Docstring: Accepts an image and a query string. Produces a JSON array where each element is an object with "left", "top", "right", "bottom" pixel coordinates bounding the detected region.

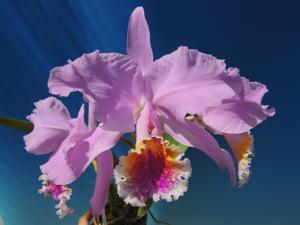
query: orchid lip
[
  {"left": 38, "top": 174, "right": 73, "bottom": 218},
  {"left": 114, "top": 137, "right": 192, "bottom": 207}
]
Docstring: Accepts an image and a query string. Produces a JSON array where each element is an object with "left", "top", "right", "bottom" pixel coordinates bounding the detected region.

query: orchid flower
[
  {"left": 201, "top": 77, "right": 275, "bottom": 186},
  {"left": 24, "top": 97, "right": 122, "bottom": 217},
  {"left": 24, "top": 6, "right": 274, "bottom": 218}
]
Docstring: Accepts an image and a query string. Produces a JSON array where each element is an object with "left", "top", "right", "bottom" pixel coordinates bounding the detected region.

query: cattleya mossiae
[{"left": 23, "top": 7, "right": 275, "bottom": 219}]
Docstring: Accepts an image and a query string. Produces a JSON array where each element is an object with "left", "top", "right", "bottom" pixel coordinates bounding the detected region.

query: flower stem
[
  {"left": 148, "top": 210, "right": 170, "bottom": 225},
  {"left": 0, "top": 116, "right": 33, "bottom": 133},
  {"left": 119, "top": 137, "right": 134, "bottom": 148},
  {"left": 106, "top": 216, "right": 123, "bottom": 225}
]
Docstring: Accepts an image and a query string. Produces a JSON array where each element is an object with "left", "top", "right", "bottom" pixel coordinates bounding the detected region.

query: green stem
[
  {"left": 119, "top": 137, "right": 134, "bottom": 148},
  {"left": 107, "top": 216, "right": 124, "bottom": 225},
  {"left": 108, "top": 183, "right": 118, "bottom": 215},
  {"left": 0, "top": 116, "right": 33, "bottom": 133},
  {"left": 148, "top": 210, "right": 170, "bottom": 225},
  {"left": 138, "top": 199, "right": 153, "bottom": 217}
]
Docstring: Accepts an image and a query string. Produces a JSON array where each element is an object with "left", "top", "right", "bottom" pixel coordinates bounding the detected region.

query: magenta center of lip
[
  {"left": 122, "top": 138, "right": 182, "bottom": 201},
  {"left": 48, "top": 183, "right": 64, "bottom": 200}
]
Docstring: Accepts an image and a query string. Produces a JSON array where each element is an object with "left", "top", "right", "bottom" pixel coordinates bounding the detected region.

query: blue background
[{"left": 0, "top": 0, "right": 298, "bottom": 224}]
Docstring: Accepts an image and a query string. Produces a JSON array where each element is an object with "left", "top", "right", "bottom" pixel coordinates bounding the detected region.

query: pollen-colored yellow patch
[
  {"left": 92, "top": 159, "right": 98, "bottom": 172},
  {"left": 125, "top": 137, "right": 181, "bottom": 174}
]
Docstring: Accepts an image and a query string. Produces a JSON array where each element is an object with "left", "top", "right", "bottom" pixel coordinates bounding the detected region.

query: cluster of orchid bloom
[{"left": 23, "top": 7, "right": 274, "bottom": 219}]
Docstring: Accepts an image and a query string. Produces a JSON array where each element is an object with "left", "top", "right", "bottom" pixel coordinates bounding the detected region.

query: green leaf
[
  {"left": 137, "top": 199, "right": 153, "bottom": 218},
  {"left": 0, "top": 116, "right": 33, "bottom": 133},
  {"left": 163, "top": 133, "right": 188, "bottom": 152}
]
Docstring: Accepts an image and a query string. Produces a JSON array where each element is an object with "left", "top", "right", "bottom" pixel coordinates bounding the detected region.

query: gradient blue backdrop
[{"left": 0, "top": 0, "right": 298, "bottom": 225}]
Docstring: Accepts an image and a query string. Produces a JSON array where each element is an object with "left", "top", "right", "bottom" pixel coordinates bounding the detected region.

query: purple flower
[
  {"left": 201, "top": 76, "right": 275, "bottom": 185},
  {"left": 38, "top": 174, "right": 73, "bottom": 218},
  {"left": 25, "top": 97, "right": 121, "bottom": 216},
  {"left": 24, "top": 7, "right": 275, "bottom": 217}
]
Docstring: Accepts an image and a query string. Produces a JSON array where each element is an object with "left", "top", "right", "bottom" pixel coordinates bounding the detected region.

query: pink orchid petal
[
  {"left": 127, "top": 7, "right": 153, "bottom": 73},
  {"left": 203, "top": 101, "right": 275, "bottom": 134},
  {"left": 220, "top": 148, "right": 237, "bottom": 185},
  {"left": 90, "top": 150, "right": 114, "bottom": 216},
  {"left": 240, "top": 78, "right": 269, "bottom": 103},
  {"left": 159, "top": 109, "right": 236, "bottom": 185},
  {"left": 40, "top": 140, "right": 78, "bottom": 185},
  {"left": 41, "top": 127, "right": 122, "bottom": 185},
  {"left": 24, "top": 97, "right": 71, "bottom": 155},
  {"left": 40, "top": 105, "right": 89, "bottom": 184},
  {"left": 68, "top": 104, "right": 87, "bottom": 137},
  {"left": 48, "top": 51, "right": 144, "bottom": 132},
  {"left": 147, "top": 47, "right": 241, "bottom": 120}
]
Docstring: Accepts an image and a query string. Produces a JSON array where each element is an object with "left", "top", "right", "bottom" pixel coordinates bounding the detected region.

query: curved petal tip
[{"left": 127, "top": 6, "right": 153, "bottom": 73}]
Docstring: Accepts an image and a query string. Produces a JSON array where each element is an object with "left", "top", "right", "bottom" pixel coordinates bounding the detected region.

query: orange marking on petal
[
  {"left": 225, "top": 133, "right": 254, "bottom": 186},
  {"left": 233, "top": 134, "right": 254, "bottom": 161}
]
